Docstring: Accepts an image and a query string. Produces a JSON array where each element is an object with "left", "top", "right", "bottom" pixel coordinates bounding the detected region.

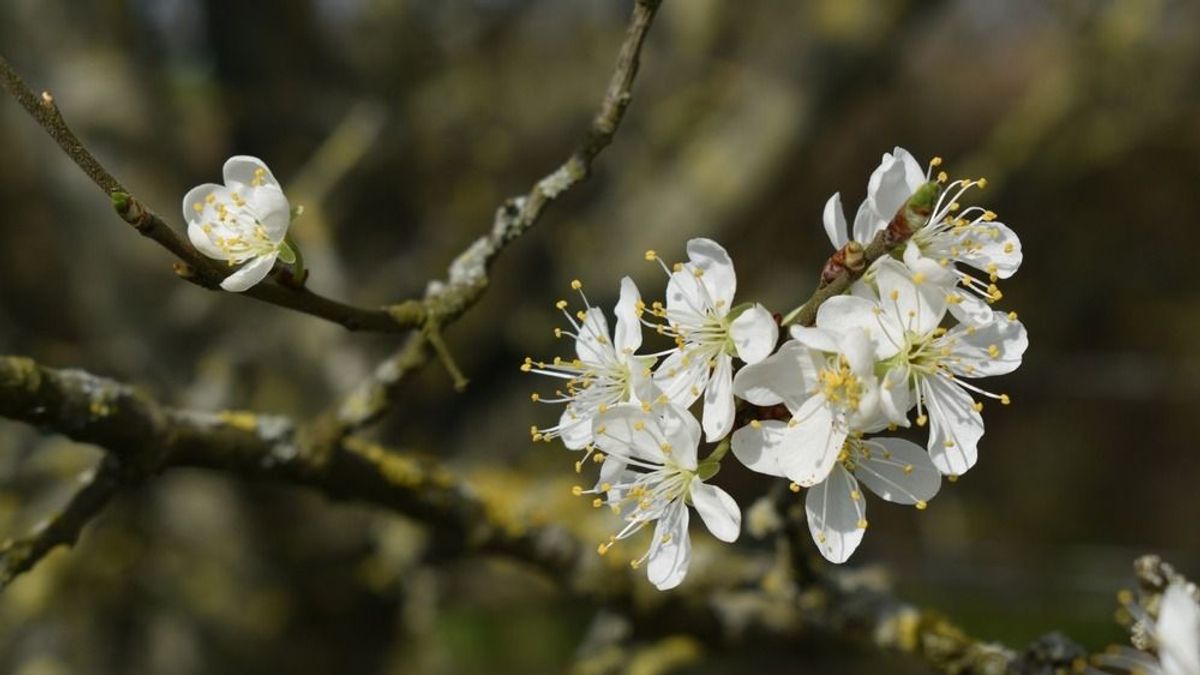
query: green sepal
[
  {"left": 277, "top": 240, "right": 298, "bottom": 265},
  {"left": 697, "top": 460, "right": 721, "bottom": 481}
]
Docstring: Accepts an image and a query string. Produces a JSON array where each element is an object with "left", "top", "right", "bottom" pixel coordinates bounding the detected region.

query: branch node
[{"left": 425, "top": 322, "right": 469, "bottom": 392}]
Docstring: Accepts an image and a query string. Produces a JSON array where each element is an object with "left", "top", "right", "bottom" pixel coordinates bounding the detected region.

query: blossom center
[{"left": 818, "top": 355, "right": 863, "bottom": 411}]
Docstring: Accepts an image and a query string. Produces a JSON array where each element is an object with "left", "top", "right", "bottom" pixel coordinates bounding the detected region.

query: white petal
[
  {"left": 851, "top": 197, "right": 882, "bottom": 246},
  {"left": 868, "top": 153, "right": 913, "bottom": 228},
  {"left": 923, "top": 375, "right": 984, "bottom": 475},
  {"left": 558, "top": 406, "right": 593, "bottom": 450},
  {"left": 875, "top": 258, "right": 946, "bottom": 337},
  {"left": 891, "top": 146, "right": 927, "bottom": 193},
  {"left": 187, "top": 220, "right": 227, "bottom": 260},
  {"left": 855, "top": 437, "right": 941, "bottom": 504},
  {"left": 247, "top": 184, "right": 291, "bottom": 242},
  {"left": 1157, "top": 583, "right": 1200, "bottom": 675},
  {"left": 690, "top": 477, "right": 740, "bottom": 543},
  {"left": 944, "top": 312, "right": 1028, "bottom": 378},
  {"left": 182, "top": 182, "right": 225, "bottom": 226},
  {"left": 781, "top": 397, "right": 844, "bottom": 487},
  {"left": 788, "top": 326, "right": 840, "bottom": 353},
  {"left": 878, "top": 367, "right": 914, "bottom": 426},
  {"left": 731, "top": 340, "right": 813, "bottom": 411},
  {"left": 613, "top": 276, "right": 643, "bottom": 354},
  {"left": 686, "top": 237, "right": 737, "bottom": 311},
  {"left": 805, "top": 465, "right": 866, "bottom": 564},
  {"left": 729, "top": 304, "right": 778, "bottom": 364},
  {"left": 657, "top": 402, "right": 702, "bottom": 470},
  {"left": 219, "top": 253, "right": 277, "bottom": 292},
  {"left": 823, "top": 192, "right": 849, "bottom": 249},
  {"left": 731, "top": 420, "right": 791, "bottom": 478},
  {"left": 595, "top": 455, "right": 626, "bottom": 492},
  {"left": 702, "top": 354, "right": 735, "bottom": 442},
  {"left": 816, "top": 295, "right": 902, "bottom": 361},
  {"left": 947, "top": 291, "right": 995, "bottom": 327},
  {"left": 626, "top": 355, "right": 660, "bottom": 405},
  {"left": 665, "top": 271, "right": 708, "bottom": 327},
  {"left": 574, "top": 307, "right": 613, "bottom": 365},
  {"left": 646, "top": 505, "right": 691, "bottom": 590},
  {"left": 835, "top": 327, "right": 876, "bottom": 379},
  {"left": 653, "top": 348, "right": 710, "bottom": 408},
  {"left": 593, "top": 405, "right": 668, "bottom": 464},
  {"left": 223, "top": 155, "right": 281, "bottom": 191},
  {"left": 954, "top": 221, "right": 1022, "bottom": 279}
]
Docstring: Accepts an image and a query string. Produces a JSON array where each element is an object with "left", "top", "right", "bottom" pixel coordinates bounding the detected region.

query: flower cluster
[{"left": 526, "top": 147, "right": 1027, "bottom": 589}]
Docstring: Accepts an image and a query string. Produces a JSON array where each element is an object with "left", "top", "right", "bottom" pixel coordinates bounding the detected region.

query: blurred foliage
[{"left": 1, "top": 0, "right": 1199, "bottom": 672}]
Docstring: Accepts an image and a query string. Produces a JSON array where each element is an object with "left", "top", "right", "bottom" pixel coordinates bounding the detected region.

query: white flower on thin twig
[{"left": 182, "top": 155, "right": 294, "bottom": 292}]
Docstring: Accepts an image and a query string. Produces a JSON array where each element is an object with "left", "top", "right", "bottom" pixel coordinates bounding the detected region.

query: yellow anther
[
  {"left": 641, "top": 401, "right": 652, "bottom": 412},
  {"left": 633, "top": 421, "right": 645, "bottom": 431},
  {"left": 903, "top": 464, "right": 914, "bottom": 475},
  {"left": 192, "top": 202, "right": 203, "bottom": 213},
  {"left": 1116, "top": 588, "right": 1134, "bottom": 604},
  {"left": 856, "top": 518, "right": 868, "bottom": 530},
  {"left": 205, "top": 193, "right": 216, "bottom": 204},
  {"left": 530, "top": 392, "right": 540, "bottom": 402},
  {"left": 972, "top": 401, "right": 984, "bottom": 412},
  {"left": 931, "top": 156, "right": 943, "bottom": 167},
  {"left": 789, "top": 482, "right": 801, "bottom": 493},
  {"left": 947, "top": 474, "right": 959, "bottom": 482},
  {"left": 1007, "top": 311, "right": 1018, "bottom": 321},
  {"left": 598, "top": 403, "right": 609, "bottom": 413},
  {"left": 595, "top": 425, "right": 607, "bottom": 435},
  {"left": 555, "top": 300, "right": 568, "bottom": 310},
  {"left": 977, "top": 177, "right": 988, "bottom": 189},
  {"left": 1000, "top": 394, "right": 1011, "bottom": 405},
  {"left": 672, "top": 262, "right": 684, "bottom": 273},
  {"left": 850, "top": 490, "right": 861, "bottom": 501},
  {"left": 574, "top": 461, "right": 582, "bottom": 473},
  {"left": 571, "top": 485, "right": 584, "bottom": 497},
  {"left": 937, "top": 171, "right": 948, "bottom": 183},
  {"left": 912, "top": 272, "right": 926, "bottom": 284},
  {"left": 987, "top": 344, "right": 1000, "bottom": 358},
  {"left": 915, "top": 500, "right": 928, "bottom": 510},
  {"left": 1003, "top": 242, "right": 1014, "bottom": 254},
  {"left": 983, "top": 210, "right": 997, "bottom": 221},
  {"left": 592, "top": 498, "right": 603, "bottom": 508},
  {"left": 816, "top": 532, "right": 827, "bottom": 544},
  {"left": 593, "top": 452, "right": 605, "bottom": 463},
  {"left": 693, "top": 268, "right": 704, "bottom": 278},
  {"left": 576, "top": 310, "right": 586, "bottom": 321},
  {"left": 597, "top": 542, "right": 611, "bottom": 556},
  {"left": 600, "top": 483, "right": 612, "bottom": 492},
  {"left": 644, "top": 249, "right": 657, "bottom": 261},
  {"left": 749, "top": 420, "right": 762, "bottom": 429},
  {"left": 570, "top": 279, "right": 582, "bottom": 290},
  {"left": 916, "top": 414, "right": 927, "bottom": 427}
]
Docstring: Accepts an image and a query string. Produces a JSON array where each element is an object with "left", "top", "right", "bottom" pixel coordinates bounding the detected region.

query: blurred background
[{"left": 1, "top": 0, "right": 1199, "bottom": 672}]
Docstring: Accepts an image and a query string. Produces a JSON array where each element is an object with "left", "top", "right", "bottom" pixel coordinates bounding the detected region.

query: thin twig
[
  {"left": 323, "top": 0, "right": 664, "bottom": 437},
  {"left": 0, "top": 454, "right": 127, "bottom": 589}
]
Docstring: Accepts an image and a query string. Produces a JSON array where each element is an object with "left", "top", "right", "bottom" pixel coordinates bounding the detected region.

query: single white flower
[
  {"left": 526, "top": 277, "right": 658, "bottom": 451},
  {"left": 582, "top": 402, "right": 740, "bottom": 591},
  {"left": 730, "top": 327, "right": 881, "bottom": 487},
  {"left": 182, "top": 155, "right": 294, "bottom": 292},
  {"left": 816, "top": 258, "right": 1028, "bottom": 475},
  {"left": 824, "top": 147, "right": 1022, "bottom": 324},
  {"left": 647, "top": 238, "right": 778, "bottom": 442},
  {"left": 805, "top": 435, "right": 941, "bottom": 563},
  {"left": 1099, "top": 582, "right": 1200, "bottom": 675}
]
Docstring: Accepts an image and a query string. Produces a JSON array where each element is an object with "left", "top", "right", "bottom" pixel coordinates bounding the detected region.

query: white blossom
[
  {"left": 647, "top": 238, "right": 778, "bottom": 442},
  {"left": 182, "top": 155, "right": 293, "bottom": 292},
  {"left": 526, "top": 277, "right": 657, "bottom": 451},
  {"left": 805, "top": 435, "right": 940, "bottom": 563},
  {"left": 816, "top": 258, "right": 1028, "bottom": 475},
  {"left": 584, "top": 403, "right": 740, "bottom": 590},
  {"left": 729, "top": 327, "right": 881, "bottom": 487},
  {"left": 1099, "top": 582, "right": 1200, "bottom": 675}
]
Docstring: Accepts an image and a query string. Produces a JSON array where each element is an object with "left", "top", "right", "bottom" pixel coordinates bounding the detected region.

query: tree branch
[{"left": 0, "top": 353, "right": 1085, "bottom": 673}]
